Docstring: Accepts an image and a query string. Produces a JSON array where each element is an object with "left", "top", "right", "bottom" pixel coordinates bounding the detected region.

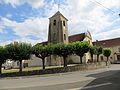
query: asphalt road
[{"left": 0, "top": 64, "right": 120, "bottom": 90}]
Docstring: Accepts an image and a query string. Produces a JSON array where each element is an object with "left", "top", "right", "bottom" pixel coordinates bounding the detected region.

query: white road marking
[{"left": 67, "top": 82, "right": 112, "bottom": 90}]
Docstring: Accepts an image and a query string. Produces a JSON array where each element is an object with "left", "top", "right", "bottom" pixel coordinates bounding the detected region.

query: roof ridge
[
  {"left": 94, "top": 37, "right": 120, "bottom": 42},
  {"left": 69, "top": 33, "right": 85, "bottom": 37}
]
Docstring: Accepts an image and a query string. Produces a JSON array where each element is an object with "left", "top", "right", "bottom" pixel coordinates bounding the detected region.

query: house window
[
  {"left": 64, "top": 34, "right": 66, "bottom": 40},
  {"left": 53, "top": 20, "right": 56, "bottom": 25},
  {"left": 63, "top": 21, "right": 65, "bottom": 26}
]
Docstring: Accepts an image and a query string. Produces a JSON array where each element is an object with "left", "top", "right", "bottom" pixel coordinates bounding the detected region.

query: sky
[{"left": 0, "top": 0, "right": 120, "bottom": 46}]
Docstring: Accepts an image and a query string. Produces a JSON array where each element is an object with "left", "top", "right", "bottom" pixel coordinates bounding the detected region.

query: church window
[
  {"left": 64, "top": 34, "right": 66, "bottom": 40},
  {"left": 53, "top": 20, "right": 56, "bottom": 25},
  {"left": 53, "top": 33, "right": 56, "bottom": 40},
  {"left": 63, "top": 21, "right": 65, "bottom": 26}
]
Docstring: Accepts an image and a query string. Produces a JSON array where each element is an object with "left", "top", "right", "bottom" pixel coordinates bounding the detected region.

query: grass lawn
[{"left": 2, "top": 66, "right": 63, "bottom": 73}]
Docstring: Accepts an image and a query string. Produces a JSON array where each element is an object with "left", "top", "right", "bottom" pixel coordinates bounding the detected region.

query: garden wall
[{"left": 0, "top": 62, "right": 110, "bottom": 78}]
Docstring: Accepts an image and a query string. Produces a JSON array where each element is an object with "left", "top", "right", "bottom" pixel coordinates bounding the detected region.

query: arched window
[
  {"left": 64, "top": 34, "right": 66, "bottom": 40},
  {"left": 63, "top": 21, "right": 65, "bottom": 26},
  {"left": 53, "top": 20, "right": 56, "bottom": 25}
]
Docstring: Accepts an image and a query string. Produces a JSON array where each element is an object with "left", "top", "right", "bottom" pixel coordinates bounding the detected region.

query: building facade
[
  {"left": 93, "top": 38, "right": 120, "bottom": 62},
  {"left": 23, "top": 11, "right": 93, "bottom": 67}
]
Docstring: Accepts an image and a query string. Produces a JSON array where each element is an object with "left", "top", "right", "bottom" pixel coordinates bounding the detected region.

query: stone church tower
[
  {"left": 47, "top": 11, "right": 69, "bottom": 66},
  {"left": 48, "top": 11, "right": 69, "bottom": 44}
]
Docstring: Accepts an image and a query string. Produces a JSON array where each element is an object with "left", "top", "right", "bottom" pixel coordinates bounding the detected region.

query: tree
[
  {"left": 0, "top": 46, "right": 8, "bottom": 74},
  {"left": 73, "top": 41, "right": 90, "bottom": 64},
  {"left": 6, "top": 42, "right": 32, "bottom": 72},
  {"left": 103, "top": 48, "right": 111, "bottom": 66},
  {"left": 32, "top": 44, "right": 53, "bottom": 69},
  {"left": 89, "top": 46, "right": 97, "bottom": 62},
  {"left": 53, "top": 43, "right": 73, "bottom": 67},
  {"left": 96, "top": 46, "right": 103, "bottom": 62}
]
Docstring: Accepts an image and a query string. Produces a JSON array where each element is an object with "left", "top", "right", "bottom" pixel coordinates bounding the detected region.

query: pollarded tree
[
  {"left": 96, "top": 46, "right": 103, "bottom": 62},
  {"left": 103, "top": 48, "right": 111, "bottom": 66},
  {"left": 6, "top": 42, "right": 32, "bottom": 72},
  {"left": 73, "top": 41, "right": 90, "bottom": 64},
  {"left": 0, "top": 46, "right": 8, "bottom": 74},
  {"left": 32, "top": 44, "right": 53, "bottom": 69},
  {"left": 89, "top": 46, "right": 97, "bottom": 62},
  {"left": 53, "top": 43, "right": 73, "bottom": 67}
]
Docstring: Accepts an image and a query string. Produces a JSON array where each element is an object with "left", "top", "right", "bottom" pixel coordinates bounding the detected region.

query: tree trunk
[
  {"left": 19, "top": 60, "right": 23, "bottom": 72},
  {"left": 106, "top": 57, "right": 109, "bottom": 66},
  {"left": 42, "top": 58, "right": 45, "bottom": 69},
  {"left": 80, "top": 56, "right": 83, "bottom": 64},
  {"left": 96, "top": 54, "right": 99, "bottom": 62},
  {"left": 63, "top": 56, "right": 67, "bottom": 67},
  {"left": 91, "top": 55, "right": 93, "bottom": 62},
  {"left": 0, "top": 63, "right": 2, "bottom": 74}
]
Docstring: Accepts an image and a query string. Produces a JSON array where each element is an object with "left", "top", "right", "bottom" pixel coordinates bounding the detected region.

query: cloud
[
  {"left": 0, "top": 17, "right": 48, "bottom": 45},
  {"left": 93, "top": 28, "right": 120, "bottom": 41},
  {"left": 0, "top": 0, "right": 44, "bottom": 8}
]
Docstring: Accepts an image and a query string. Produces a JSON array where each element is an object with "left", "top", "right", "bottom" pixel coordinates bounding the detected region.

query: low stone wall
[{"left": 0, "top": 62, "right": 109, "bottom": 78}]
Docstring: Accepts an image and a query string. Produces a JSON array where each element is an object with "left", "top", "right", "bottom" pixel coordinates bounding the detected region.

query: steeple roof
[{"left": 49, "top": 11, "right": 68, "bottom": 21}]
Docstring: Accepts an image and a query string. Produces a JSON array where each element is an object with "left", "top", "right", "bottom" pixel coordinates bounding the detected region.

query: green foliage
[
  {"left": 53, "top": 43, "right": 73, "bottom": 57},
  {"left": 33, "top": 44, "right": 53, "bottom": 59},
  {"left": 52, "top": 43, "right": 73, "bottom": 67},
  {"left": 89, "top": 46, "right": 97, "bottom": 56},
  {"left": 32, "top": 44, "right": 53, "bottom": 69},
  {"left": 103, "top": 48, "right": 111, "bottom": 58},
  {"left": 93, "top": 46, "right": 103, "bottom": 62},
  {"left": 89, "top": 46, "right": 97, "bottom": 62},
  {"left": 72, "top": 41, "right": 90, "bottom": 64},
  {"left": 6, "top": 42, "right": 32, "bottom": 72},
  {"left": 0, "top": 46, "right": 8, "bottom": 74},
  {"left": 6, "top": 42, "right": 32, "bottom": 60},
  {"left": 96, "top": 46, "right": 103, "bottom": 55},
  {"left": 103, "top": 48, "right": 111, "bottom": 66},
  {"left": 0, "top": 46, "right": 8, "bottom": 64},
  {"left": 73, "top": 41, "right": 90, "bottom": 57}
]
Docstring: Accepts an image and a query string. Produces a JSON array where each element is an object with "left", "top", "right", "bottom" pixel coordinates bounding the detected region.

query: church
[
  {"left": 5, "top": 11, "right": 120, "bottom": 68},
  {"left": 27, "top": 11, "right": 120, "bottom": 67},
  {"left": 28, "top": 11, "right": 93, "bottom": 67}
]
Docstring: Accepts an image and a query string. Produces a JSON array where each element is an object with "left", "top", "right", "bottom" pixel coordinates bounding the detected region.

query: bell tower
[
  {"left": 48, "top": 11, "right": 69, "bottom": 44},
  {"left": 47, "top": 11, "right": 69, "bottom": 66}
]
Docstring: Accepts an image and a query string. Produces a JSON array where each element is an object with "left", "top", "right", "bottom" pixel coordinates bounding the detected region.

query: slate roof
[{"left": 93, "top": 37, "right": 120, "bottom": 47}]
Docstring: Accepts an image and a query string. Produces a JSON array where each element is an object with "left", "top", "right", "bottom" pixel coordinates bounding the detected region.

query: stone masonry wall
[{"left": 0, "top": 62, "right": 109, "bottom": 78}]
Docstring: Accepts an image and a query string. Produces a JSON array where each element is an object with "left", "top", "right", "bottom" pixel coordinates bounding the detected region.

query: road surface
[{"left": 0, "top": 64, "right": 120, "bottom": 90}]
